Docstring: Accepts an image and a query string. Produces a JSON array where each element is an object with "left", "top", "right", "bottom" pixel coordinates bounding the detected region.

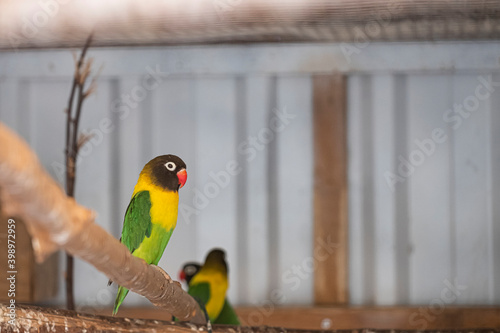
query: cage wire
[{"left": 0, "top": 0, "right": 499, "bottom": 49}]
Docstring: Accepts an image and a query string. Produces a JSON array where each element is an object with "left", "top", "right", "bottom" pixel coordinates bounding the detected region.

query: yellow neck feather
[{"left": 133, "top": 173, "right": 179, "bottom": 231}]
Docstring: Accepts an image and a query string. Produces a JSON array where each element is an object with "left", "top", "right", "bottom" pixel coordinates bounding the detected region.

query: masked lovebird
[
  {"left": 179, "top": 262, "right": 201, "bottom": 285},
  {"left": 185, "top": 249, "right": 240, "bottom": 325},
  {"left": 111, "top": 155, "right": 187, "bottom": 315}
]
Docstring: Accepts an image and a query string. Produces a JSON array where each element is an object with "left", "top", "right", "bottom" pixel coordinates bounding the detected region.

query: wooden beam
[
  {"left": 235, "top": 306, "right": 500, "bottom": 330},
  {"left": 312, "top": 75, "right": 348, "bottom": 305},
  {"left": 0, "top": 304, "right": 302, "bottom": 333},
  {"left": 2, "top": 44, "right": 500, "bottom": 77},
  {"left": 97, "top": 306, "right": 500, "bottom": 330}
]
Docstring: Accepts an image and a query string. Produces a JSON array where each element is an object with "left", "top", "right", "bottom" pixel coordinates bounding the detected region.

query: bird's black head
[
  {"left": 204, "top": 248, "right": 228, "bottom": 274},
  {"left": 145, "top": 155, "right": 187, "bottom": 192},
  {"left": 179, "top": 262, "right": 201, "bottom": 284}
]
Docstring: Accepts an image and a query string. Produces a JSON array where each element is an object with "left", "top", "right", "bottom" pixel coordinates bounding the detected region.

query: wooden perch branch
[
  {"left": 0, "top": 123, "right": 205, "bottom": 324},
  {"left": 1, "top": 304, "right": 313, "bottom": 333}
]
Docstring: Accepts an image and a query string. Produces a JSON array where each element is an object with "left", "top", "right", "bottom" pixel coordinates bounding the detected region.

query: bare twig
[
  {"left": 77, "top": 133, "right": 94, "bottom": 151},
  {"left": 64, "top": 33, "right": 94, "bottom": 311}
]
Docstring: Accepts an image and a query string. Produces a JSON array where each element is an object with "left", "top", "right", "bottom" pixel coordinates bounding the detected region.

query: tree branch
[
  {"left": 64, "top": 33, "right": 94, "bottom": 311},
  {"left": 65, "top": 35, "right": 92, "bottom": 190},
  {"left": 1, "top": 304, "right": 317, "bottom": 333},
  {"left": 0, "top": 122, "right": 206, "bottom": 324}
]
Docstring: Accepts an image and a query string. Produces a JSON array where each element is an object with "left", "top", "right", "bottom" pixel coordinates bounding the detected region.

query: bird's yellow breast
[
  {"left": 191, "top": 269, "right": 228, "bottom": 320},
  {"left": 132, "top": 173, "right": 179, "bottom": 231}
]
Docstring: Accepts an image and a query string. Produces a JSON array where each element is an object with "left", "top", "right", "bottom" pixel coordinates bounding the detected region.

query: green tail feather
[{"left": 113, "top": 286, "right": 130, "bottom": 315}]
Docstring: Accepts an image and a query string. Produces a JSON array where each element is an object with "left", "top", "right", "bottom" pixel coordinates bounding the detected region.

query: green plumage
[
  {"left": 113, "top": 223, "right": 174, "bottom": 314},
  {"left": 214, "top": 299, "right": 240, "bottom": 325},
  {"left": 188, "top": 283, "right": 240, "bottom": 325},
  {"left": 111, "top": 154, "right": 186, "bottom": 316},
  {"left": 188, "top": 282, "right": 211, "bottom": 306},
  {"left": 112, "top": 191, "right": 174, "bottom": 315},
  {"left": 122, "top": 191, "right": 152, "bottom": 253},
  {"left": 186, "top": 249, "right": 240, "bottom": 324}
]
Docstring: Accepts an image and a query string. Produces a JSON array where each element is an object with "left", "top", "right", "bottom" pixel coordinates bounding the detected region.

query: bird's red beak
[
  {"left": 179, "top": 270, "right": 186, "bottom": 282},
  {"left": 177, "top": 169, "right": 187, "bottom": 188}
]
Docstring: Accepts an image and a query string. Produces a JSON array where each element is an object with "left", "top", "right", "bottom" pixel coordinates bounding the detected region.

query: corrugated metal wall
[
  {"left": 0, "top": 66, "right": 313, "bottom": 308},
  {"left": 0, "top": 43, "right": 499, "bottom": 308},
  {"left": 348, "top": 73, "right": 500, "bottom": 305}
]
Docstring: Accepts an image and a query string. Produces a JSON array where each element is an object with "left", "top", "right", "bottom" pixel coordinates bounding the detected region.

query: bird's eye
[
  {"left": 186, "top": 266, "right": 197, "bottom": 275},
  {"left": 165, "top": 162, "right": 176, "bottom": 171}
]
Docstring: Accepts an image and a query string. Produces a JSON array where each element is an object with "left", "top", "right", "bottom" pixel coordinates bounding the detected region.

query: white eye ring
[
  {"left": 165, "top": 162, "right": 176, "bottom": 171},
  {"left": 185, "top": 266, "right": 197, "bottom": 275}
]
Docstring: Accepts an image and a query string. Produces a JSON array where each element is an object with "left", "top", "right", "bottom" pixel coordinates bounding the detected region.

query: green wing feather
[
  {"left": 188, "top": 282, "right": 211, "bottom": 306},
  {"left": 121, "top": 191, "right": 152, "bottom": 253},
  {"left": 214, "top": 299, "right": 240, "bottom": 325},
  {"left": 112, "top": 191, "right": 153, "bottom": 315}
]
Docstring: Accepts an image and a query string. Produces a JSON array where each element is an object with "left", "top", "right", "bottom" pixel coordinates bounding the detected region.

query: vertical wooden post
[{"left": 313, "top": 74, "right": 348, "bottom": 305}]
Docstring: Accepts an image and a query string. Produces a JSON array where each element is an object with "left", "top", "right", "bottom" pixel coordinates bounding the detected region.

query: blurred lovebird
[
  {"left": 110, "top": 155, "right": 187, "bottom": 315},
  {"left": 182, "top": 249, "right": 240, "bottom": 325},
  {"left": 179, "top": 262, "right": 201, "bottom": 285}
]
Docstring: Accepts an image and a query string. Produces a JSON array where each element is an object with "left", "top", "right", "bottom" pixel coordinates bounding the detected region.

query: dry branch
[
  {"left": 64, "top": 33, "right": 94, "bottom": 312},
  {"left": 0, "top": 123, "right": 205, "bottom": 324}
]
